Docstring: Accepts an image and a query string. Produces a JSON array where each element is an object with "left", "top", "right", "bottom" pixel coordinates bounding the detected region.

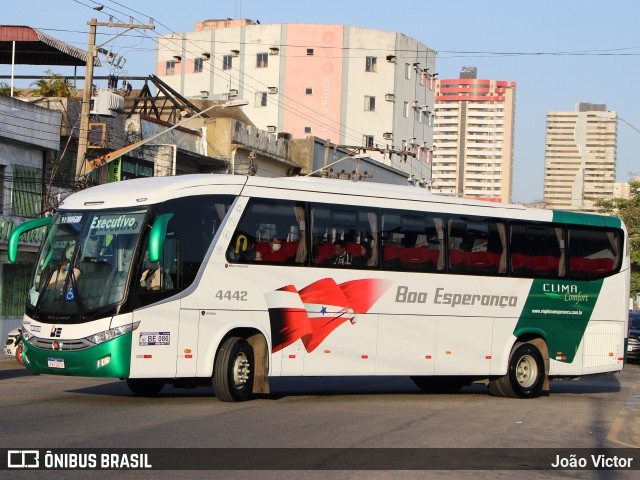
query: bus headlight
[{"left": 86, "top": 324, "right": 135, "bottom": 345}]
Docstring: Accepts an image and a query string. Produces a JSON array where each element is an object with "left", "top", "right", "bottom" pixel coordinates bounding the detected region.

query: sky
[{"left": 3, "top": 0, "right": 640, "bottom": 203}]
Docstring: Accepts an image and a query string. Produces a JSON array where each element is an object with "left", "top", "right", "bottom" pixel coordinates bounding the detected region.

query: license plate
[{"left": 47, "top": 358, "right": 65, "bottom": 369}]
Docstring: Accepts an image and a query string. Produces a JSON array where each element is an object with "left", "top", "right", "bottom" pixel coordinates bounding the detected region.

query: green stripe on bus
[
  {"left": 552, "top": 210, "right": 621, "bottom": 229},
  {"left": 514, "top": 279, "right": 604, "bottom": 363},
  {"left": 22, "top": 333, "right": 132, "bottom": 378}
]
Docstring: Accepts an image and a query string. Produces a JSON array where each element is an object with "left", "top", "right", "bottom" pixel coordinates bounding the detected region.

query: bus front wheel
[
  {"left": 213, "top": 337, "right": 254, "bottom": 402},
  {"left": 489, "top": 342, "right": 545, "bottom": 398}
]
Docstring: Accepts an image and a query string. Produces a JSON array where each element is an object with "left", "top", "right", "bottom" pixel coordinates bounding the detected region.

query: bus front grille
[{"left": 29, "top": 338, "right": 92, "bottom": 351}]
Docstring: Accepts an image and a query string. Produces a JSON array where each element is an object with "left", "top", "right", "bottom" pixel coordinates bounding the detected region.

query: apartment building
[
  {"left": 156, "top": 19, "right": 436, "bottom": 178},
  {"left": 431, "top": 67, "right": 516, "bottom": 203},
  {"left": 543, "top": 103, "right": 617, "bottom": 212}
]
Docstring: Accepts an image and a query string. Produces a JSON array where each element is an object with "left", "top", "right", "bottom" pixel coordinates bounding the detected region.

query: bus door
[
  {"left": 130, "top": 232, "right": 181, "bottom": 378},
  {"left": 130, "top": 303, "right": 180, "bottom": 378}
]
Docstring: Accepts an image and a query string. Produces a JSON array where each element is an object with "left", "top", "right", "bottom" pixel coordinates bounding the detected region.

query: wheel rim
[
  {"left": 232, "top": 352, "right": 251, "bottom": 388},
  {"left": 515, "top": 354, "right": 537, "bottom": 388}
]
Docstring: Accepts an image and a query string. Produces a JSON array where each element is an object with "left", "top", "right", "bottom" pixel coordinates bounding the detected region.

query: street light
[
  {"left": 85, "top": 99, "right": 249, "bottom": 173},
  {"left": 594, "top": 112, "right": 640, "bottom": 134},
  {"left": 305, "top": 152, "right": 370, "bottom": 177}
]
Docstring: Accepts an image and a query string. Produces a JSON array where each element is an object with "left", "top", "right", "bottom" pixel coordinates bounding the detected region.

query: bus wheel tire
[
  {"left": 489, "top": 342, "right": 545, "bottom": 398},
  {"left": 213, "top": 337, "right": 254, "bottom": 402},
  {"left": 126, "top": 379, "right": 164, "bottom": 396},
  {"left": 411, "top": 376, "right": 468, "bottom": 393},
  {"left": 15, "top": 343, "right": 25, "bottom": 366}
]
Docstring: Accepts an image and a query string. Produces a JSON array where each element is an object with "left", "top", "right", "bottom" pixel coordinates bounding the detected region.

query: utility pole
[{"left": 76, "top": 18, "right": 154, "bottom": 181}]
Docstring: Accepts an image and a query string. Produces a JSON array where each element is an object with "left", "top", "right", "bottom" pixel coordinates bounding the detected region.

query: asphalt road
[{"left": 1, "top": 356, "right": 638, "bottom": 479}]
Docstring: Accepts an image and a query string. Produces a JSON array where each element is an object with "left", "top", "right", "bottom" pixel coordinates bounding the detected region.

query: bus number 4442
[{"left": 215, "top": 290, "right": 248, "bottom": 301}]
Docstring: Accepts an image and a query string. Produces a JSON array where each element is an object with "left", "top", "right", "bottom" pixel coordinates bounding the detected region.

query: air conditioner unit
[
  {"left": 420, "top": 105, "right": 430, "bottom": 112},
  {"left": 231, "top": 49, "right": 240, "bottom": 57},
  {"left": 267, "top": 125, "right": 277, "bottom": 133},
  {"left": 412, "top": 62, "right": 420, "bottom": 70},
  {"left": 90, "top": 89, "right": 124, "bottom": 117},
  {"left": 269, "top": 47, "right": 280, "bottom": 55},
  {"left": 385, "top": 94, "right": 395, "bottom": 102},
  {"left": 268, "top": 86, "right": 278, "bottom": 94},
  {"left": 229, "top": 88, "right": 239, "bottom": 97},
  {"left": 201, "top": 52, "right": 211, "bottom": 60},
  {"left": 383, "top": 132, "right": 393, "bottom": 140},
  {"left": 410, "top": 101, "right": 418, "bottom": 108},
  {"left": 386, "top": 55, "right": 397, "bottom": 63}
]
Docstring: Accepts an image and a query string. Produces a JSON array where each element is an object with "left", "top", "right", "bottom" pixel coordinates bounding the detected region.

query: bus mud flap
[{"left": 248, "top": 333, "right": 270, "bottom": 394}]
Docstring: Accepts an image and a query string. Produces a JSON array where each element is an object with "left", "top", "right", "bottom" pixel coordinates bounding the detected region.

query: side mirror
[
  {"left": 148, "top": 213, "right": 174, "bottom": 263},
  {"left": 8, "top": 217, "right": 52, "bottom": 263}
]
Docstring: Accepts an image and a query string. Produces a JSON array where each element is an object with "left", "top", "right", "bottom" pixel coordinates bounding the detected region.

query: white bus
[{"left": 9, "top": 174, "right": 630, "bottom": 401}]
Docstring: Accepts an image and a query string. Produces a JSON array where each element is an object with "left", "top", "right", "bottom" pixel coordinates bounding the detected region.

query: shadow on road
[
  {"left": 0, "top": 366, "right": 32, "bottom": 380},
  {"left": 61, "top": 373, "right": 622, "bottom": 400}
]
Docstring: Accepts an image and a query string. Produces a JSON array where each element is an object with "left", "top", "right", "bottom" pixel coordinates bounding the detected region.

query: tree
[
  {"left": 0, "top": 82, "right": 21, "bottom": 97},
  {"left": 594, "top": 177, "right": 640, "bottom": 297},
  {"left": 30, "top": 69, "right": 72, "bottom": 97}
]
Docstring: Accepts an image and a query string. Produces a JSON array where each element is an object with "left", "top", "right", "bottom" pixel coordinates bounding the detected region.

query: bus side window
[
  {"left": 510, "top": 223, "right": 563, "bottom": 279},
  {"left": 381, "top": 210, "right": 443, "bottom": 272},
  {"left": 568, "top": 228, "right": 620, "bottom": 280},
  {"left": 229, "top": 199, "right": 307, "bottom": 265},
  {"left": 311, "top": 204, "right": 378, "bottom": 269}
]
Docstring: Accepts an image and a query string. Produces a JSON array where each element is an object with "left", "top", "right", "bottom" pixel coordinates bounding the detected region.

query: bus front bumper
[{"left": 22, "top": 333, "right": 132, "bottom": 378}]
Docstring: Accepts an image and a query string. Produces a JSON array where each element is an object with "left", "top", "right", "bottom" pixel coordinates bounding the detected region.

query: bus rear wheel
[
  {"left": 126, "top": 379, "right": 164, "bottom": 396},
  {"left": 411, "top": 376, "right": 469, "bottom": 393},
  {"left": 489, "top": 342, "right": 545, "bottom": 398},
  {"left": 213, "top": 337, "right": 254, "bottom": 402}
]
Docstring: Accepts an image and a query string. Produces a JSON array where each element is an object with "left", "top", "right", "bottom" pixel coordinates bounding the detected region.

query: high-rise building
[
  {"left": 431, "top": 67, "right": 516, "bottom": 203},
  {"left": 156, "top": 19, "right": 436, "bottom": 178},
  {"left": 543, "top": 104, "right": 617, "bottom": 212}
]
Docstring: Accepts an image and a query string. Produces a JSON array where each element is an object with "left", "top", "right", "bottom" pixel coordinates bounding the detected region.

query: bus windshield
[{"left": 28, "top": 209, "right": 147, "bottom": 316}]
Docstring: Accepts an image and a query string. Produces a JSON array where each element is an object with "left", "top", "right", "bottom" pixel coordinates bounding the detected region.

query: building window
[
  {"left": 194, "top": 58, "right": 203, "bottom": 73},
  {"left": 304, "top": 127, "right": 312, "bottom": 134},
  {"left": 11, "top": 165, "right": 42, "bottom": 218},
  {"left": 405, "top": 63, "right": 411, "bottom": 79},
  {"left": 166, "top": 60, "right": 176, "bottom": 76},
  {"left": 403, "top": 101, "right": 410, "bottom": 118},
  {"left": 255, "top": 91, "right": 267, "bottom": 107},
  {"left": 363, "top": 135, "right": 374, "bottom": 148},
  {"left": 365, "top": 56, "right": 377, "bottom": 72},
  {"left": 305, "top": 87, "right": 313, "bottom": 95},
  {"left": 223, "top": 55, "right": 233, "bottom": 70},
  {"left": 307, "top": 48, "right": 314, "bottom": 56},
  {"left": 364, "top": 95, "right": 376, "bottom": 111},
  {"left": 257, "top": 52, "right": 268, "bottom": 68}
]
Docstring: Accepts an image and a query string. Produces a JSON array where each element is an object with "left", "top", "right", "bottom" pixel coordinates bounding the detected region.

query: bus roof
[
  {"left": 57, "top": 174, "right": 620, "bottom": 227},
  {"left": 60, "top": 174, "right": 527, "bottom": 211}
]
